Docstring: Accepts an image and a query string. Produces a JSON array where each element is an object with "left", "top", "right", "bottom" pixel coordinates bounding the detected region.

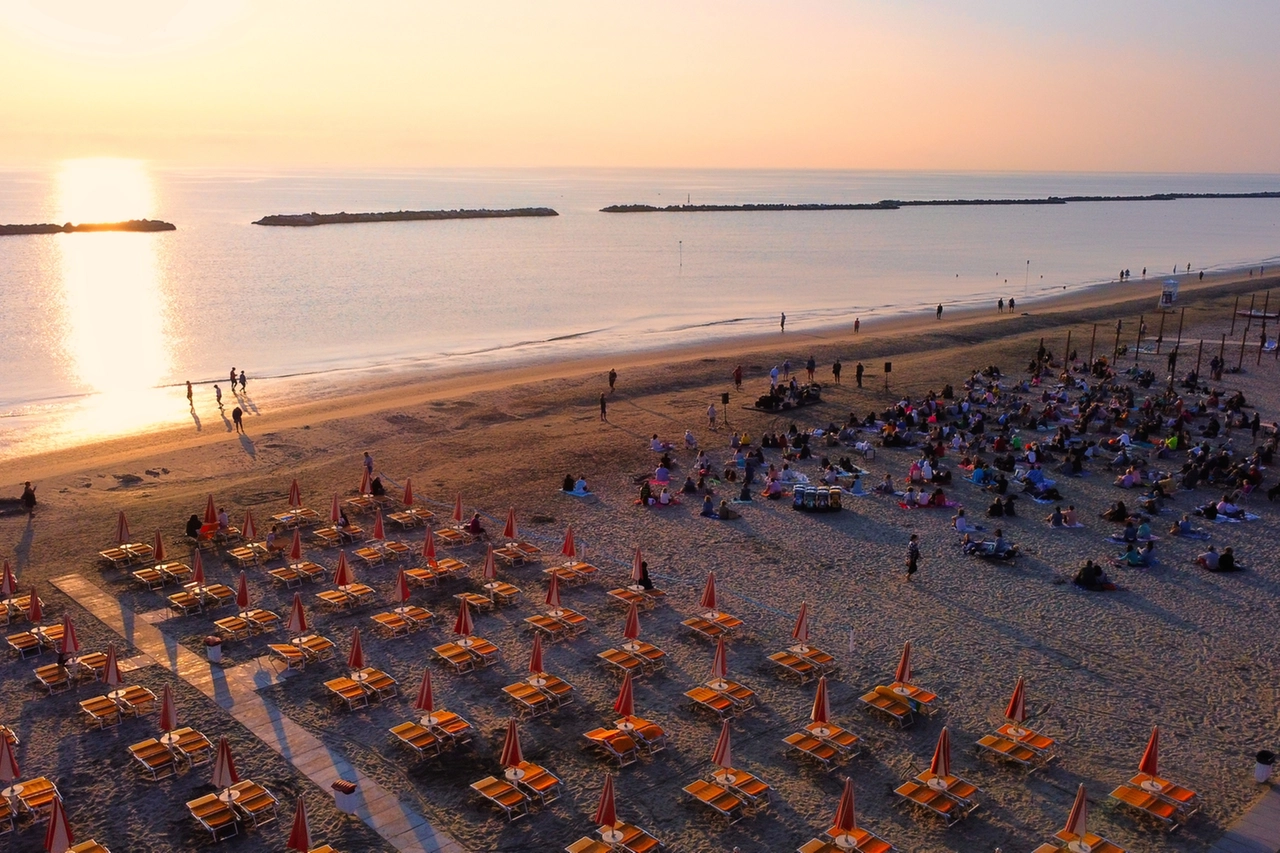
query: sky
[{"left": 2, "top": 0, "right": 1279, "bottom": 171}]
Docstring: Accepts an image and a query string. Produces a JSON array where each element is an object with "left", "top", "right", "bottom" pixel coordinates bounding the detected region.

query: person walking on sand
[
  {"left": 186, "top": 381, "right": 193, "bottom": 407},
  {"left": 232, "top": 406, "right": 244, "bottom": 433},
  {"left": 936, "top": 303, "right": 943, "bottom": 320},
  {"left": 855, "top": 361, "right": 864, "bottom": 388},
  {"left": 733, "top": 365, "right": 742, "bottom": 390},
  {"left": 806, "top": 356, "right": 816, "bottom": 382},
  {"left": 1008, "top": 297, "right": 1015, "bottom": 312},
  {"left": 997, "top": 297, "right": 1004, "bottom": 313},
  {"left": 364, "top": 451, "right": 374, "bottom": 477},
  {"left": 780, "top": 312, "right": 786, "bottom": 332},
  {"left": 238, "top": 370, "right": 247, "bottom": 392},
  {"left": 230, "top": 367, "right": 237, "bottom": 389},
  {"left": 599, "top": 393, "right": 608, "bottom": 422},
  {"left": 214, "top": 385, "right": 223, "bottom": 409},
  {"left": 707, "top": 402, "right": 718, "bottom": 430},
  {"left": 832, "top": 359, "right": 842, "bottom": 385},
  {"left": 906, "top": 533, "right": 920, "bottom": 580},
  {"left": 770, "top": 365, "right": 779, "bottom": 390},
  {"left": 608, "top": 368, "right": 617, "bottom": 393}
]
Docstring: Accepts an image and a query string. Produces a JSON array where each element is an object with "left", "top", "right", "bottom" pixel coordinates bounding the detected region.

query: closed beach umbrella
[
  {"left": 58, "top": 613, "right": 80, "bottom": 658},
  {"left": 346, "top": 627, "right": 364, "bottom": 672},
  {"left": 103, "top": 643, "right": 123, "bottom": 688},
  {"left": 451, "top": 494, "right": 463, "bottom": 524},
  {"left": 560, "top": 526, "right": 576, "bottom": 559},
  {"left": 623, "top": 602, "right": 641, "bottom": 641},
  {"left": 330, "top": 494, "right": 341, "bottom": 524},
  {"left": 894, "top": 641, "right": 912, "bottom": 684},
  {"left": 212, "top": 736, "right": 240, "bottom": 791},
  {"left": 528, "top": 633, "right": 545, "bottom": 676},
  {"left": 26, "top": 587, "right": 42, "bottom": 624},
  {"left": 712, "top": 719, "right": 733, "bottom": 770},
  {"left": 192, "top": 550, "right": 206, "bottom": 587},
  {"left": 1005, "top": 677, "right": 1027, "bottom": 724},
  {"left": 1138, "top": 726, "right": 1159, "bottom": 776},
  {"left": 116, "top": 511, "right": 130, "bottom": 544},
  {"left": 373, "top": 511, "right": 386, "bottom": 541},
  {"left": 402, "top": 479, "right": 414, "bottom": 507},
  {"left": 631, "top": 547, "right": 644, "bottom": 583},
  {"left": 503, "top": 508, "right": 518, "bottom": 541},
  {"left": 613, "top": 672, "right": 634, "bottom": 718},
  {"left": 482, "top": 545, "right": 497, "bottom": 581},
  {"left": 153, "top": 531, "right": 166, "bottom": 564},
  {"left": 204, "top": 495, "right": 217, "bottom": 526},
  {"left": 288, "top": 479, "right": 302, "bottom": 509},
  {"left": 421, "top": 527, "right": 437, "bottom": 566},
  {"left": 333, "top": 551, "right": 353, "bottom": 588},
  {"left": 831, "top": 777, "right": 859, "bottom": 841},
  {"left": 289, "top": 528, "right": 303, "bottom": 562},
  {"left": 1063, "top": 783, "right": 1089, "bottom": 838},
  {"left": 395, "top": 569, "right": 411, "bottom": 604},
  {"left": 545, "top": 572, "right": 562, "bottom": 609},
  {"left": 1, "top": 560, "right": 15, "bottom": 598},
  {"left": 792, "top": 601, "right": 810, "bottom": 644},
  {"left": 242, "top": 511, "right": 257, "bottom": 543},
  {"left": 594, "top": 772, "right": 618, "bottom": 831},
  {"left": 811, "top": 676, "right": 830, "bottom": 726},
  {"left": 499, "top": 718, "right": 523, "bottom": 769},
  {"left": 0, "top": 732, "right": 20, "bottom": 785},
  {"left": 359, "top": 468, "right": 372, "bottom": 496},
  {"left": 44, "top": 794, "right": 73, "bottom": 853},
  {"left": 711, "top": 637, "right": 728, "bottom": 681},
  {"left": 929, "top": 727, "right": 952, "bottom": 778},
  {"left": 286, "top": 797, "right": 312, "bottom": 853},
  {"left": 286, "top": 593, "right": 308, "bottom": 635},
  {"left": 159, "top": 684, "right": 177, "bottom": 734},
  {"left": 235, "top": 571, "right": 250, "bottom": 611},
  {"left": 452, "top": 599, "right": 473, "bottom": 638},
  {"left": 413, "top": 668, "right": 435, "bottom": 714},
  {"left": 700, "top": 572, "right": 717, "bottom": 612}
]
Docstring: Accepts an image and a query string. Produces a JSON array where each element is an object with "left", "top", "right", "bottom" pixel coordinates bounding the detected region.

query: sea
[{"left": 2, "top": 164, "right": 1279, "bottom": 461}]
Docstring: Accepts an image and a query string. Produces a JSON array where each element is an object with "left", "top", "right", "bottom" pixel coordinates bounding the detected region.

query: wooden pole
[
  {"left": 1064, "top": 330, "right": 1072, "bottom": 366},
  {"left": 1134, "top": 314, "right": 1144, "bottom": 365},
  {"left": 1237, "top": 327, "right": 1248, "bottom": 371},
  {"left": 1219, "top": 334, "right": 1226, "bottom": 367},
  {"left": 1155, "top": 311, "right": 1166, "bottom": 354},
  {"left": 1243, "top": 294, "right": 1256, "bottom": 340},
  {"left": 1195, "top": 338, "right": 1204, "bottom": 377},
  {"left": 1088, "top": 324, "right": 1097, "bottom": 365},
  {"left": 1113, "top": 320, "right": 1123, "bottom": 359},
  {"left": 1230, "top": 295, "right": 1240, "bottom": 335},
  {"left": 1258, "top": 329, "right": 1267, "bottom": 366},
  {"left": 1174, "top": 307, "right": 1185, "bottom": 351}
]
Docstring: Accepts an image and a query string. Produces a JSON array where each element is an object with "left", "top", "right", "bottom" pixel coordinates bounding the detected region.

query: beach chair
[
  {"left": 976, "top": 734, "right": 1040, "bottom": 768},
  {"left": 379, "top": 540, "right": 412, "bottom": 560},
  {"left": 157, "top": 562, "right": 192, "bottom": 585},
  {"left": 198, "top": 583, "right": 236, "bottom": 610},
  {"left": 619, "top": 717, "right": 667, "bottom": 755},
  {"left": 404, "top": 566, "right": 439, "bottom": 588},
  {"left": 795, "top": 645, "right": 840, "bottom": 675},
  {"left": 34, "top": 663, "right": 71, "bottom": 695},
  {"left": 893, "top": 779, "right": 964, "bottom": 825},
  {"left": 544, "top": 564, "right": 585, "bottom": 587},
  {"left": 98, "top": 547, "right": 133, "bottom": 569},
  {"left": 245, "top": 608, "right": 280, "bottom": 633},
  {"left": 1054, "top": 830, "right": 1126, "bottom": 853},
  {"left": 293, "top": 561, "right": 327, "bottom": 582},
  {"left": 35, "top": 624, "right": 64, "bottom": 650},
  {"left": 433, "top": 642, "right": 475, "bottom": 673},
  {"left": 435, "top": 527, "right": 472, "bottom": 548},
  {"left": 807, "top": 722, "right": 862, "bottom": 759},
  {"left": 166, "top": 590, "right": 202, "bottom": 615},
  {"left": 168, "top": 727, "right": 214, "bottom": 767},
  {"left": 390, "top": 721, "right": 444, "bottom": 758},
  {"left": 316, "top": 589, "right": 353, "bottom": 611},
  {"left": 387, "top": 511, "right": 418, "bottom": 529},
  {"left": 525, "top": 614, "right": 569, "bottom": 642},
  {"left": 427, "top": 710, "right": 474, "bottom": 744},
  {"left": 551, "top": 608, "right": 590, "bottom": 636},
  {"left": 464, "top": 637, "right": 502, "bottom": 667},
  {"left": 1110, "top": 783, "right": 1182, "bottom": 828},
  {"left": 325, "top": 676, "right": 369, "bottom": 710},
  {"left": 1128, "top": 773, "right": 1199, "bottom": 815},
  {"left": 268, "top": 566, "right": 302, "bottom": 588},
  {"left": 685, "top": 685, "right": 738, "bottom": 719},
  {"left": 340, "top": 582, "right": 375, "bottom": 606},
  {"left": 15, "top": 775, "right": 58, "bottom": 817},
  {"left": 354, "top": 667, "right": 398, "bottom": 701},
  {"left": 859, "top": 686, "right": 915, "bottom": 728},
  {"left": 769, "top": 651, "right": 818, "bottom": 682},
  {"left": 128, "top": 738, "right": 177, "bottom": 780},
  {"left": 131, "top": 567, "right": 166, "bottom": 590},
  {"left": 628, "top": 641, "right": 666, "bottom": 673},
  {"left": 783, "top": 732, "right": 840, "bottom": 770},
  {"left": 297, "top": 633, "right": 336, "bottom": 662},
  {"left": 79, "top": 694, "right": 122, "bottom": 728},
  {"left": 371, "top": 611, "right": 412, "bottom": 637},
  {"left": 454, "top": 591, "right": 494, "bottom": 612},
  {"left": 536, "top": 673, "right": 574, "bottom": 706},
  {"left": 353, "top": 546, "right": 384, "bottom": 567},
  {"left": 215, "top": 615, "right": 252, "bottom": 641},
  {"left": 228, "top": 546, "right": 259, "bottom": 568},
  {"left": 613, "top": 823, "right": 664, "bottom": 853},
  {"left": 6, "top": 630, "right": 40, "bottom": 659},
  {"left": 996, "top": 723, "right": 1056, "bottom": 755},
  {"left": 889, "top": 681, "right": 939, "bottom": 713},
  {"left": 820, "top": 827, "right": 894, "bottom": 853},
  {"left": 470, "top": 776, "right": 528, "bottom": 821},
  {"left": 268, "top": 643, "right": 307, "bottom": 671},
  {"left": 584, "top": 728, "right": 641, "bottom": 767},
  {"left": 718, "top": 680, "right": 757, "bottom": 710},
  {"left": 598, "top": 648, "right": 646, "bottom": 678},
  {"left": 683, "top": 778, "right": 745, "bottom": 824},
  {"left": 434, "top": 557, "right": 468, "bottom": 578},
  {"left": 503, "top": 682, "right": 551, "bottom": 717},
  {"left": 682, "top": 615, "right": 726, "bottom": 641},
  {"left": 0, "top": 797, "right": 13, "bottom": 835},
  {"left": 486, "top": 581, "right": 522, "bottom": 606},
  {"left": 513, "top": 761, "right": 561, "bottom": 806},
  {"left": 715, "top": 768, "right": 772, "bottom": 814},
  {"left": 607, "top": 587, "right": 653, "bottom": 609},
  {"left": 115, "top": 685, "right": 157, "bottom": 716},
  {"left": 915, "top": 772, "right": 980, "bottom": 815},
  {"left": 73, "top": 651, "right": 107, "bottom": 680},
  {"left": 186, "top": 792, "right": 239, "bottom": 841},
  {"left": 567, "top": 838, "right": 613, "bottom": 853},
  {"left": 312, "top": 526, "right": 341, "bottom": 548}
]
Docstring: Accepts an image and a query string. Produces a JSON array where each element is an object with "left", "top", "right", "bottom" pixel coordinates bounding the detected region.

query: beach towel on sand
[{"left": 1213, "top": 513, "right": 1259, "bottom": 524}]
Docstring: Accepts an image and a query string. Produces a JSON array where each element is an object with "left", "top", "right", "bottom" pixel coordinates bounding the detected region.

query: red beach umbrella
[
  {"left": 1063, "top": 783, "right": 1089, "bottom": 838},
  {"left": 103, "top": 643, "right": 123, "bottom": 688},
  {"left": 153, "top": 531, "right": 166, "bottom": 564},
  {"left": 288, "top": 479, "right": 302, "bottom": 509},
  {"left": 499, "top": 718, "right": 524, "bottom": 769},
  {"left": 0, "top": 731, "right": 20, "bottom": 785},
  {"left": 58, "top": 613, "right": 80, "bottom": 657},
  {"left": 204, "top": 495, "right": 217, "bottom": 526},
  {"left": 451, "top": 494, "right": 463, "bottom": 524},
  {"left": 711, "top": 719, "right": 733, "bottom": 770},
  {"left": 1005, "top": 677, "right": 1027, "bottom": 724},
  {"left": 289, "top": 528, "right": 303, "bottom": 562},
  {"left": 503, "top": 508, "right": 518, "bottom": 541},
  {"left": 373, "top": 511, "right": 386, "bottom": 542},
  {"left": 242, "top": 511, "right": 257, "bottom": 543},
  {"left": 623, "top": 602, "right": 641, "bottom": 641},
  {"left": 44, "top": 793, "right": 73, "bottom": 853},
  {"left": 482, "top": 545, "right": 497, "bottom": 581},
  {"left": 1138, "top": 726, "right": 1159, "bottom": 776},
  {"left": 0, "top": 560, "right": 15, "bottom": 598},
  {"left": 699, "top": 572, "right": 717, "bottom": 612},
  {"left": 831, "top": 777, "right": 859, "bottom": 840},
  {"left": 421, "top": 527, "right": 437, "bottom": 566},
  {"left": 413, "top": 668, "right": 435, "bottom": 714},
  {"left": 235, "top": 571, "right": 250, "bottom": 610},
  {"left": 212, "top": 736, "right": 240, "bottom": 790},
  {"left": 792, "top": 601, "right": 810, "bottom": 645},
  {"left": 286, "top": 797, "right": 312, "bottom": 853},
  {"left": 545, "top": 572, "right": 562, "bottom": 610},
  {"left": 631, "top": 548, "right": 644, "bottom": 583},
  {"left": 192, "top": 550, "right": 206, "bottom": 587},
  {"left": 710, "top": 637, "right": 729, "bottom": 681},
  {"left": 359, "top": 468, "right": 372, "bottom": 496},
  {"left": 159, "top": 684, "right": 177, "bottom": 734},
  {"left": 894, "top": 641, "right": 912, "bottom": 684},
  {"left": 560, "top": 526, "right": 576, "bottom": 559},
  {"left": 452, "top": 599, "right": 473, "bottom": 638},
  {"left": 330, "top": 494, "right": 341, "bottom": 524},
  {"left": 613, "top": 672, "right": 634, "bottom": 717},
  {"left": 402, "top": 479, "right": 414, "bottom": 507},
  {"left": 929, "top": 727, "right": 952, "bottom": 778},
  {"left": 594, "top": 772, "right": 618, "bottom": 830},
  {"left": 286, "top": 593, "right": 308, "bottom": 635},
  {"left": 116, "top": 511, "right": 130, "bottom": 545},
  {"left": 346, "top": 627, "right": 365, "bottom": 672},
  {"left": 333, "top": 551, "right": 353, "bottom": 588},
  {"left": 528, "top": 633, "right": 545, "bottom": 676},
  {"left": 811, "top": 676, "right": 830, "bottom": 726},
  {"left": 395, "top": 569, "right": 412, "bottom": 604},
  {"left": 26, "top": 587, "right": 42, "bottom": 624}
]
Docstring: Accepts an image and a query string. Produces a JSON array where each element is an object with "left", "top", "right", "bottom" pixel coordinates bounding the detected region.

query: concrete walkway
[
  {"left": 1210, "top": 786, "right": 1280, "bottom": 853},
  {"left": 53, "top": 574, "right": 465, "bottom": 853}
]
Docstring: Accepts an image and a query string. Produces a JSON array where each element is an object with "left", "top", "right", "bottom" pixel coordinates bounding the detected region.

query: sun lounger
[
  {"left": 154, "top": 562, "right": 190, "bottom": 585},
  {"left": 783, "top": 732, "right": 841, "bottom": 769},
  {"left": 16, "top": 776, "right": 59, "bottom": 818},
  {"left": 372, "top": 611, "right": 412, "bottom": 637},
  {"left": 312, "top": 527, "right": 341, "bottom": 547},
  {"left": 435, "top": 527, "right": 472, "bottom": 547},
  {"left": 683, "top": 616, "right": 726, "bottom": 641},
  {"left": 536, "top": 673, "right": 574, "bottom": 706},
  {"left": 494, "top": 545, "right": 527, "bottom": 567},
  {"left": 769, "top": 651, "right": 818, "bottom": 682},
  {"left": 215, "top": 615, "right": 252, "bottom": 641},
  {"left": 715, "top": 768, "right": 771, "bottom": 814},
  {"left": 268, "top": 566, "right": 302, "bottom": 588},
  {"left": 794, "top": 645, "right": 840, "bottom": 675},
  {"left": 296, "top": 634, "right": 336, "bottom": 662},
  {"left": 617, "top": 716, "right": 667, "bottom": 754},
  {"left": 463, "top": 637, "right": 502, "bottom": 667},
  {"left": 607, "top": 587, "right": 653, "bottom": 609},
  {"left": 433, "top": 642, "right": 475, "bottom": 673},
  {"left": 613, "top": 823, "right": 664, "bottom": 853},
  {"left": 0, "top": 796, "right": 12, "bottom": 835},
  {"left": 74, "top": 651, "right": 107, "bottom": 683},
  {"left": 819, "top": 827, "right": 894, "bottom": 853},
  {"left": 268, "top": 643, "right": 307, "bottom": 670},
  {"left": 387, "top": 511, "right": 418, "bottom": 529},
  {"left": 115, "top": 685, "right": 157, "bottom": 716},
  {"left": 486, "top": 581, "right": 522, "bottom": 606},
  {"left": 167, "top": 590, "right": 202, "bottom": 615},
  {"left": 598, "top": 648, "right": 646, "bottom": 678},
  {"left": 34, "top": 663, "right": 71, "bottom": 695},
  {"left": 1054, "top": 829, "right": 1126, "bottom": 853},
  {"left": 404, "top": 566, "right": 439, "bottom": 588},
  {"left": 128, "top": 738, "right": 177, "bottom": 780},
  {"left": 400, "top": 604, "right": 434, "bottom": 628},
  {"left": 715, "top": 680, "right": 756, "bottom": 710},
  {"left": 131, "top": 567, "right": 166, "bottom": 589},
  {"left": 6, "top": 630, "right": 40, "bottom": 659},
  {"left": 186, "top": 792, "right": 239, "bottom": 841},
  {"left": 390, "top": 721, "right": 443, "bottom": 758},
  {"left": 169, "top": 727, "right": 214, "bottom": 767},
  {"left": 99, "top": 547, "right": 133, "bottom": 569},
  {"left": 427, "top": 710, "right": 474, "bottom": 744},
  {"left": 35, "top": 624, "right": 64, "bottom": 649},
  {"left": 889, "top": 681, "right": 939, "bottom": 712},
  {"left": 685, "top": 685, "right": 738, "bottom": 719},
  {"left": 293, "top": 560, "right": 327, "bottom": 582},
  {"left": 915, "top": 772, "right": 980, "bottom": 813},
  {"left": 1110, "top": 783, "right": 1182, "bottom": 827},
  {"left": 545, "top": 562, "right": 594, "bottom": 586},
  {"left": 79, "top": 694, "right": 121, "bottom": 728},
  {"left": 316, "top": 589, "right": 353, "bottom": 610},
  {"left": 340, "top": 583, "right": 375, "bottom": 605},
  {"left": 196, "top": 583, "right": 236, "bottom": 609},
  {"left": 551, "top": 608, "right": 589, "bottom": 636},
  {"left": 471, "top": 776, "right": 529, "bottom": 821},
  {"left": 512, "top": 761, "right": 561, "bottom": 806},
  {"left": 806, "top": 722, "right": 862, "bottom": 758},
  {"left": 353, "top": 546, "right": 384, "bottom": 567},
  {"left": 683, "top": 778, "right": 745, "bottom": 824},
  {"left": 567, "top": 838, "right": 613, "bottom": 853},
  {"left": 228, "top": 546, "right": 260, "bottom": 567},
  {"left": 995, "top": 723, "right": 1055, "bottom": 754},
  {"left": 976, "top": 734, "right": 1040, "bottom": 768},
  {"left": 859, "top": 685, "right": 915, "bottom": 727},
  {"left": 525, "top": 614, "right": 569, "bottom": 642},
  {"left": 1126, "top": 773, "right": 1199, "bottom": 818},
  {"left": 628, "top": 641, "right": 666, "bottom": 673},
  {"left": 433, "top": 557, "right": 467, "bottom": 577},
  {"left": 584, "top": 727, "right": 641, "bottom": 766},
  {"left": 454, "top": 591, "right": 494, "bottom": 612},
  {"left": 354, "top": 667, "right": 398, "bottom": 701},
  {"left": 893, "top": 779, "right": 964, "bottom": 825},
  {"left": 325, "top": 676, "right": 369, "bottom": 710}
]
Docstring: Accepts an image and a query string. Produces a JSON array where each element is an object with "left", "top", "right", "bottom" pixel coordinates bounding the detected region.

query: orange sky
[{"left": 2, "top": 0, "right": 1278, "bottom": 171}]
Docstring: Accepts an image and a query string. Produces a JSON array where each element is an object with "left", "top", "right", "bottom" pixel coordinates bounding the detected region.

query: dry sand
[{"left": 2, "top": 271, "right": 1280, "bottom": 853}]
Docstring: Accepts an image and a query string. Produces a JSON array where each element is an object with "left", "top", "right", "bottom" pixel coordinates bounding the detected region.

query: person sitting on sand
[
  {"left": 573, "top": 475, "right": 589, "bottom": 494},
  {"left": 874, "top": 474, "right": 895, "bottom": 494},
  {"left": 738, "top": 482, "right": 753, "bottom": 502},
  {"left": 1136, "top": 520, "right": 1152, "bottom": 540},
  {"left": 1217, "top": 546, "right": 1238, "bottom": 572},
  {"left": 987, "top": 496, "right": 1004, "bottom": 517},
  {"left": 658, "top": 487, "right": 672, "bottom": 506},
  {"left": 650, "top": 434, "right": 673, "bottom": 452},
  {"left": 1001, "top": 495, "right": 1018, "bottom": 516},
  {"left": 987, "top": 472, "right": 1009, "bottom": 495},
  {"left": 960, "top": 533, "right": 982, "bottom": 554},
  {"left": 370, "top": 476, "right": 386, "bottom": 497},
  {"left": 1063, "top": 505, "right": 1079, "bottom": 526},
  {"left": 1196, "top": 545, "right": 1220, "bottom": 570},
  {"left": 653, "top": 464, "right": 671, "bottom": 484},
  {"left": 1046, "top": 506, "right": 1064, "bottom": 527},
  {"left": 466, "top": 512, "right": 487, "bottom": 539},
  {"left": 991, "top": 528, "right": 1011, "bottom": 556},
  {"left": 718, "top": 500, "right": 741, "bottom": 520},
  {"left": 639, "top": 481, "right": 653, "bottom": 505},
  {"left": 1118, "top": 542, "right": 1148, "bottom": 567},
  {"left": 1118, "top": 520, "right": 1138, "bottom": 543},
  {"left": 562, "top": 474, "right": 575, "bottom": 492},
  {"left": 902, "top": 487, "right": 919, "bottom": 507},
  {"left": 637, "top": 560, "right": 654, "bottom": 590},
  {"left": 681, "top": 476, "right": 698, "bottom": 495},
  {"left": 762, "top": 477, "right": 784, "bottom": 499},
  {"left": 185, "top": 514, "right": 202, "bottom": 539},
  {"left": 926, "top": 488, "right": 947, "bottom": 507},
  {"left": 1215, "top": 494, "right": 1243, "bottom": 518},
  {"left": 685, "top": 430, "right": 698, "bottom": 450},
  {"left": 1101, "top": 500, "right": 1129, "bottom": 523},
  {"left": 701, "top": 495, "right": 716, "bottom": 517},
  {"left": 1074, "top": 559, "right": 1115, "bottom": 591},
  {"left": 953, "top": 508, "right": 982, "bottom": 533},
  {"left": 849, "top": 473, "right": 866, "bottom": 495},
  {"left": 1139, "top": 540, "right": 1157, "bottom": 564}
]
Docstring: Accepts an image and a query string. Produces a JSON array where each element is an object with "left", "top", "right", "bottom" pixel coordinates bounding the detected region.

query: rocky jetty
[
  {"left": 0, "top": 219, "right": 176, "bottom": 236},
  {"left": 602, "top": 191, "right": 1280, "bottom": 213},
  {"left": 253, "top": 208, "right": 558, "bottom": 227}
]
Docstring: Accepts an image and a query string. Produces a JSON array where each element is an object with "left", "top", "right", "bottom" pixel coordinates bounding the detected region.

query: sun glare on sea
[{"left": 54, "top": 158, "right": 176, "bottom": 441}]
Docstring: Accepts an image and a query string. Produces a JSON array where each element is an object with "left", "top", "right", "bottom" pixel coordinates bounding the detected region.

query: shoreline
[{"left": 3, "top": 265, "right": 1274, "bottom": 487}]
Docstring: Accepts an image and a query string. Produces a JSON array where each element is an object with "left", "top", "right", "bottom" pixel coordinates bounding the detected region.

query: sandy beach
[{"left": 3, "top": 270, "right": 1279, "bottom": 853}]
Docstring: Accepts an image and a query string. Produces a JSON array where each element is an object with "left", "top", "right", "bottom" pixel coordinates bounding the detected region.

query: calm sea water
[{"left": 1, "top": 166, "right": 1279, "bottom": 459}]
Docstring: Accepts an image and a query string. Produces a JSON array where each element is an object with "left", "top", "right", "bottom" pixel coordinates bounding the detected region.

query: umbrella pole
[
  {"left": 1088, "top": 324, "right": 1096, "bottom": 365},
  {"left": 1195, "top": 339, "right": 1203, "bottom": 377},
  {"left": 1230, "top": 295, "right": 1240, "bottom": 336},
  {"left": 1238, "top": 327, "right": 1249, "bottom": 371},
  {"left": 1112, "top": 320, "right": 1122, "bottom": 359},
  {"left": 1134, "top": 315, "right": 1144, "bottom": 366},
  {"left": 1155, "top": 311, "right": 1165, "bottom": 354},
  {"left": 1064, "top": 330, "right": 1072, "bottom": 367}
]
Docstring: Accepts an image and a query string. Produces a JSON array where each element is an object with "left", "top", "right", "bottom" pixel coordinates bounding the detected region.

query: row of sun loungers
[
  {"left": 471, "top": 762, "right": 561, "bottom": 821},
  {"left": 783, "top": 724, "right": 862, "bottom": 770},
  {"left": 503, "top": 675, "right": 574, "bottom": 718},
  {"left": 128, "top": 727, "right": 215, "bottom": 780},
  {"left": 325, "top": 667, "right": 399, "bottom": 710},
  {"left": 684, "top": 681, "right": 757, "bottom": 719},
  {"left": 77, "top": 685, "right": 157, "bottom": 728},
  {"left": 185, "top": 779, "right": 278, "bottom": 841},
  {"left": 433, "top": 638, "right": 502, "bottom": 673},
  {"left": 1108, "top": 771, "right": 1200, "bottom": 828},
  {"left": 267, "top": 633, "right": 338, "bottom": 670},
  {"left": 524, "top": 609, "right": 589, "bottom": 642},
  {"left": 682, "top": 769, "right": 773, "bottom": 824},
  {"left": 769, "top": 645, "right": 840, "bottom": 683}
]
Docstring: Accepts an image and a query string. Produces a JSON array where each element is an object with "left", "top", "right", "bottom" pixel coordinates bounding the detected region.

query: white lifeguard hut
[{"left": 1159, "top": 279, "right": 1179, "bottom": 311}]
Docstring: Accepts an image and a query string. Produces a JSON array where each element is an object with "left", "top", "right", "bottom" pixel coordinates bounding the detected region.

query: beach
[{"left": 2, "top": 271, "right": 1279, "bottom": 853}]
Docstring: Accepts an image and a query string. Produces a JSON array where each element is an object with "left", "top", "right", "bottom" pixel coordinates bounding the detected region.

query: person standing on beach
[
  {"left": 364, "top": 451, "right": 374, "bottom": 477},
  {"left": 806, "top": 356, "right": 816, "bottom": 382},
  {"left": 780, "top": 312, "right": 786, "bottom": 332},
  {"left": 21, "top": 481, "right": 36, "bottom": 513},
  {"left": 770, "top": 366, "right": 779, "bottom": 390},
  {"left": 232, "top": 406, "right": 244, "bottom": 433},
  {"left": 783, "top": 360, "right": 791, "bottom": 380},
  {"left": 230, "top": 367, "right": 237, "bottom": 389},
  {"left": 936, "top": 303, "right": 943, "bottom": 320},
  {"left": 214, "top": 385, "right": 223, "bottom": 409},
  {"left": 608, "top": 368, "right": 617, "bottom": 393},
  {"left": 832, "top": 359, "right": 842, "bottom": 385},
  {"left": 997, "top": 298, "right": 1004, "bottom": 313},
  {"left": 707, "top": 403, "right": 717, "bottom": 430},
  {"left": 1008, "top": 297, "right": 1015, "bottom": 312},
  {"left": 854, "top": 317, "right": 860, "bottom": 334},
  {"left": 855, "top": 362, "right": 864, "bottom": 388},
  {"left": 599, "top": 393, "right": 608, "bottom": 422},
  {"left": 186, "top": 381, "right": 193, "bottom": 407},
  {"left": 906, "top": 534, "right": 920, "bottom": 580},
  {"left": 239, "top": 370, "right": 247, "bottom": 392},
  {"left": 733, "top": 365, "right": 742, "bottom": 390}
]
